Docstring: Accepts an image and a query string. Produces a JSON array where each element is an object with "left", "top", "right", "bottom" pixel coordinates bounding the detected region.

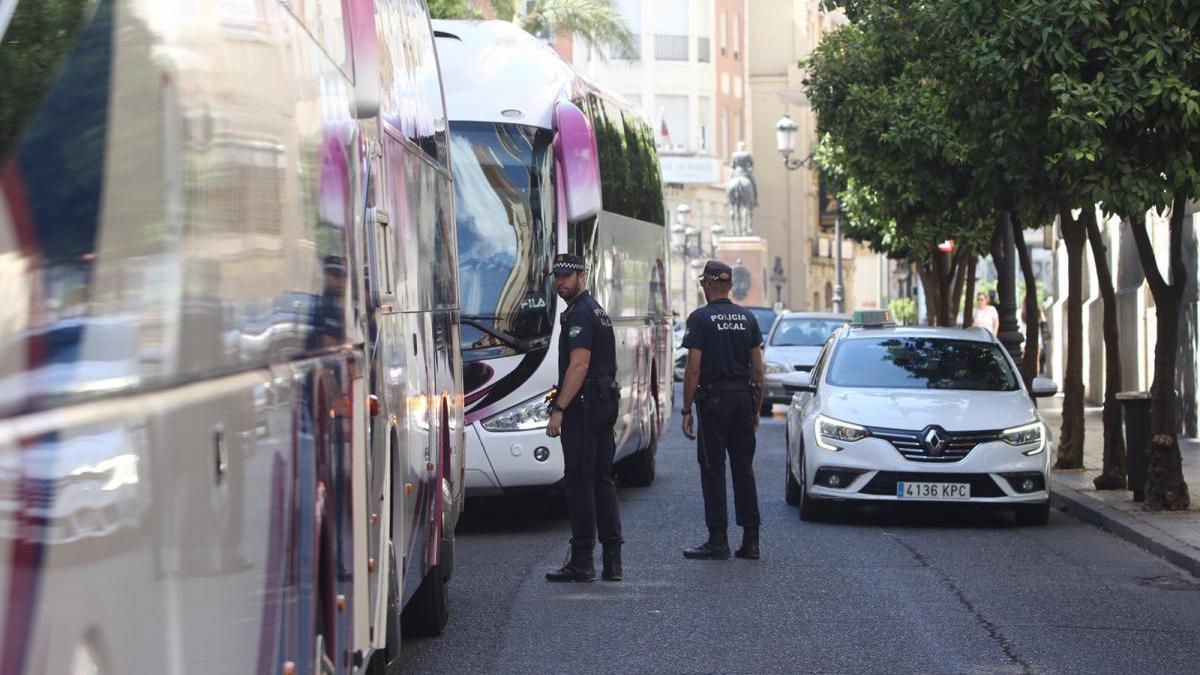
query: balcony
[
  {"left": 654, "top": 34, "right": 689, "bottom": 61},
  {"left": 609, "top": 34, "right": 641, "bottom": 60}
]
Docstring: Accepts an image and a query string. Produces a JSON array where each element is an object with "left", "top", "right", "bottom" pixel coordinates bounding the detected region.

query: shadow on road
[
  {"left": 805, "top": 501, "right": 1038, "bottom": 530},
  {"left": 456, "top": 493, "right": 568, "bottom": 534}
]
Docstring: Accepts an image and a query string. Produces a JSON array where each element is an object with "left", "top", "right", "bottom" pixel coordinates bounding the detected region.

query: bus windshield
[{"left": 450, "top": 121, "right": 556, "bottom": 360}]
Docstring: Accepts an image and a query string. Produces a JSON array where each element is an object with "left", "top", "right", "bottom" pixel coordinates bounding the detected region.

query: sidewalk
[{"left": 1042, "top": 396, "right": 1200, "bottom": 577}]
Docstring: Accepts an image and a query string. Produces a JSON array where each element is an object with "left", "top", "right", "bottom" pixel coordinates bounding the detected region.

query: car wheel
[
  {"left": 1013, "top": 500, "right": 1050, "bottom": 526},
  {"left": 784, "top": 439, "right": 801, "bottom": 506},
  {"left": 797, "top": 448, "right": 831, "bottom": 522}
]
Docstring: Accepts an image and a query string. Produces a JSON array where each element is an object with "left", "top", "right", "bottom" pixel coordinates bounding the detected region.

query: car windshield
[
  {"left": 826, "top": 336, "right": 1020, "bottom": 391},
  {"left": 770, "top": 318, "right": 846, "bottom": 346},
  {"left": 450, "top": 121, "right": 556, "bottom": 360},
  {"left": 747, "top": 307, "right": 778, "bottom": 335}
]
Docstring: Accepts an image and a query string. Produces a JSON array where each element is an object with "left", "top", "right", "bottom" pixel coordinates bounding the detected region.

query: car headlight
[
  {"left": 814, "top": 414, "right": 868, "bottom": 451},
  {"left": 481, "top": 391, "right": 553, "bottom": 432},
  {"left": 765, "top": 361, "right": 791, "bottom": 374},
  {"left": 1001, "top": 421, "right": 1046, "bottom": 455}
]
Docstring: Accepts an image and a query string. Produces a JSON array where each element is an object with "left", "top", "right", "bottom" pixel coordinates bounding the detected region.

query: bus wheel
[
  {"left": 401, "top": 560, "right": 449, "bottom": 637},
  {"left": 617, "top": 427, "right": 657, "bottom": 487}
]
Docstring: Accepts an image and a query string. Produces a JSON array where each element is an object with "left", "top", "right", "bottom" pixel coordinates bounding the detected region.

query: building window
[
  {"left": 659, "top": 95, "right": 689, "bottom": 151},
  {"left": 610, "top": 35, "right": 642, "bottom": 60},
  {"left": 698, "top": 96, "right": 712, "bottom": 151},
  {"left": 719, "top": 8, "right": 727, "bottom": 55},
  {"left": 654, "top": 34, "right": 689, "bottom": 60},
  {"left": 697, "top": 36, "right": 711, "bottom": 62},
  {"left": 734, "top": 12, "right": 742, "bottom": 60}
]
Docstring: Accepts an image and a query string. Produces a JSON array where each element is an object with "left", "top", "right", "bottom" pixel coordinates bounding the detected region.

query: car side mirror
[
  {"left": 552, "top": 100, "right": 602, "bottom": 222},
  {"left": 347, "top": 0, "right": 380, "bottom": 119},
  {"left": 782, "top": 370, "right": 816, "bottom": 394},
  {"left": 1030, "top": 377, "right": 1057, "bottom": 398}
]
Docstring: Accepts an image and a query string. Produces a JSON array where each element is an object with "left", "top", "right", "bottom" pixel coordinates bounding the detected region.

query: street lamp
[
  {"left": 777, "top": 112, "right": 843, "bottom": 313},
  {"left": 709, "top": 223, "right": 725, "bottom": 257},
  {"left": 825, "top": 196, "right": 845, "bottom": 314},
  {"left": 671, "top": 204, "right": 702, "bottom": 317}
]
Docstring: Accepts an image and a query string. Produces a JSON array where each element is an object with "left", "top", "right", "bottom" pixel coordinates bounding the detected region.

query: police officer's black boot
[
  {"left": 683, "top": 530, "right": 731, "bottom": 560},
  {"left": 601, "top": 544, "right": 623, "bottom": 581},
  {"left": 545, "top": 544, "right": 595, "bottom": 582},
  {"left": 735, "top": 527, "right": 760, "bottom": 560}
]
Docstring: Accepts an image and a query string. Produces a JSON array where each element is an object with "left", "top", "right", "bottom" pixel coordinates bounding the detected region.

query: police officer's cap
[
  {"left": 552, "top": 253, "right": 587, "bottom": 275},
  {"left": 697, "top": 260, "right": 733, "bottom": 282}
]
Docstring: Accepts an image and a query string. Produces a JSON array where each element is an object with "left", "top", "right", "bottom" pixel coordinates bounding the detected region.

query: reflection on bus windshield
[{"left": 450, "top": 121, "right": 556, "bottom": 358}]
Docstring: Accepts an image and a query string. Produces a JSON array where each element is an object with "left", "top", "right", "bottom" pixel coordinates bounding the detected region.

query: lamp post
[
  {"left": 777, "top": 112, "right": 844, "bottom": 313},
  {"left": 671, "top": 203, "right": 701, "bottom": 317},
  {"left": 776, "top": 113, "right": 815, "bottom": 310}
]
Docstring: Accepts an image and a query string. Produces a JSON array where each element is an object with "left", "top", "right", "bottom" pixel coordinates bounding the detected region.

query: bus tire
[
  {"left": 617, "top": 430, "right": 656, "bottom": 487},
  {"left": 401, "top": 548, "right": 449, "bottom": 637}
]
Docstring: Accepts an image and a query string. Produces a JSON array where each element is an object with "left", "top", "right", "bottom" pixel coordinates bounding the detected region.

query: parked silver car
[{"left": 762, "top": 312, "right": 849, "bottom": 414}]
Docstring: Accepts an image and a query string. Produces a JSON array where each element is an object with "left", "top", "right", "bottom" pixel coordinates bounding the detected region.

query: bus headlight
[
  {"left": 481, "top": 391, "right": 554, "bottom": 432},
  {"left": 815, "top": 415, "right": 868, "bottom": 451}
]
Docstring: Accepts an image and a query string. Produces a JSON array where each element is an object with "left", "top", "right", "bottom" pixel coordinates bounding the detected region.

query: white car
[
  {"left": 762, "top": 312, "right": 848, "bottom": 414},
  {"left": 783, "top": 312, "right": 1057, "bottom": 525}
]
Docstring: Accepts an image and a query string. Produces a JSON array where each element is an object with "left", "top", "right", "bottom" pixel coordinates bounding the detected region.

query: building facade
[{"left": 565, "top": 0, "right": 750, "bottom": 317}]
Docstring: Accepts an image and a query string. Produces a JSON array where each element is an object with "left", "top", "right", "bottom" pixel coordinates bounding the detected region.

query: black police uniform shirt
[
  {"left": 681, "top": 298, "right": 763, "bottom": 384},
  {"left": 558, "top": 290, "right": 617, "bottom": 387}
]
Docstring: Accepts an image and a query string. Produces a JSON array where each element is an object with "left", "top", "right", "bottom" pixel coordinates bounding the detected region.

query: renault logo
[{"left": 922, "top": 426, "right": 948, "bottom": 456}]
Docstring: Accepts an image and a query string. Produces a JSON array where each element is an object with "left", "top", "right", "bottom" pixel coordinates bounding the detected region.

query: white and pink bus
[
  {"left": 434, "top": 21, "right": 673, "bottom": 495},
  {"left": 0, "top": 1, "right": 461, "bottom": 673}
]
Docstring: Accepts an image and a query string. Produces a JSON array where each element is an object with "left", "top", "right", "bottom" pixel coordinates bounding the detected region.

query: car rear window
[
  {"left": 770, "top": 318, "right": 846, "bottom": 346},
  {"left": 826, "top": 336, "right": 1019, "bottom": 391}
]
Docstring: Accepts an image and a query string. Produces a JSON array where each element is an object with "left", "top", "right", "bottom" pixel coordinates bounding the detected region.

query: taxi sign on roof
[{"left": 850, "top": 309, "right": 895, "bottom": 327}]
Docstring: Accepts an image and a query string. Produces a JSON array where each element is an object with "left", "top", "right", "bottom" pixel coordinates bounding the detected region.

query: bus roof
[{"left": 433, "top": 20, "right": 634, "bottom": 129}]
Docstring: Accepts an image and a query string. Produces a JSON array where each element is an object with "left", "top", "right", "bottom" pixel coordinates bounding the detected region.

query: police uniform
[
  {"left": 682, "top": 260, "right": 763, "bottom": 560},
  {"left": 546, "top": 254, "right": 623, "bottom": 582}
]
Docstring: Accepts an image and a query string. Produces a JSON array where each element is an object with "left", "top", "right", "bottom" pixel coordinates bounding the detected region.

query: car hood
[
  {"left": 818, "top": 386, "right": 1039, "bottom": 431},
  {"left": 764, "top": 345, "right": 822, "bottom": 368}
]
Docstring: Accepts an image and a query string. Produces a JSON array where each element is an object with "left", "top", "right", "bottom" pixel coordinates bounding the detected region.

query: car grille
[
  {"left": 867, "top": 426, "right": 1002, "bottom": 463},
  {"left": 861, "top": 471, "right": 1006, "bottom": 498}
]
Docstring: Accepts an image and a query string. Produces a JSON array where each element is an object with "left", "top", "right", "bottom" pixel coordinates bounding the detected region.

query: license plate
[{"left": 896, "top": 481, "right": 971, "bottom": 500}]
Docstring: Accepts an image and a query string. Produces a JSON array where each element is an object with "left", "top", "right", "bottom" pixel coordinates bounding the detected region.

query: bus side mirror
[
  {"left": 553, "top": 101, "right": 601, "bottom": 222},
  {"left": 347, "top": 0, "right": 380, "bottom": 119}
]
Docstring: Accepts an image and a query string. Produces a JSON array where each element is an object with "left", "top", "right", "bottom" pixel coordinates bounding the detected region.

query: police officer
[
  {"left": 544, "top": 253, "right": 623, "bottom": 582},
  {"left": 680, "top": 260, "right": 765, "bottom": 560}
]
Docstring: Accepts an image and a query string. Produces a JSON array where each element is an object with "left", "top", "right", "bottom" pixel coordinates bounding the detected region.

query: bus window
[{"left": 449, "top": 121, "right": 556, "bottom": 359}]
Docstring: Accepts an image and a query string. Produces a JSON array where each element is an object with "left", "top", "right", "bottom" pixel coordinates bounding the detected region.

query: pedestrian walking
[
  {"left": 680, "top": 260, "right": 766, "bottom": 560},
  {"left": 544, "top": 253, "right": 623, "bottom": 582},
  {"left": 972, "top": 292, "right": 999, "bottom": 334}
]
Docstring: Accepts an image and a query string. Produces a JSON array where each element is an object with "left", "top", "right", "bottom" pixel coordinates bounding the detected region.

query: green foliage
[
  {"left": 519, "top": 0, "right": 635, "bottom": 60},
  {"left": 888, "top": 297, "right": 917, "bottom": 326},
  {"left": 427, "top": 0, "right": 484, "bottom": 20}
]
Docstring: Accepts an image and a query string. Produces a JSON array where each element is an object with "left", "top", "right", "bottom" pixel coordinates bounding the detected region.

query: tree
[
  {"left": 431, "top": 0, "right": 635, "bottom": 60},
  {"left": 1013, "top": 0, "right": 1197, "bottom": 508}
]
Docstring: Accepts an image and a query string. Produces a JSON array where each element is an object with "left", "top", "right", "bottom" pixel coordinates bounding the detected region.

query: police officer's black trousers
[
  {"left": 697, "top": 389, "right": 760, "bottom": 532},
  {"left": 561, "top": 399, "right": 623, "bottom": 547}
]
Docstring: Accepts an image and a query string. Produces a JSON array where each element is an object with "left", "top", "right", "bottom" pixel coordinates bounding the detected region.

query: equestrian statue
[{"left": 726, "top": 141, "right": 757, "bottom": 236}]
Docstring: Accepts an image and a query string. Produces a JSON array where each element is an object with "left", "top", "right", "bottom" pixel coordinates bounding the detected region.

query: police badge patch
[{"left": 569, "top": 326, "right": 583, "bottom": 338}]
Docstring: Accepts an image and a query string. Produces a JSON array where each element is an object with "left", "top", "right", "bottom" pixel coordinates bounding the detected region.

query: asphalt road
[{"left": 401, "top": 393, "right": 1200, "bottom": 674}]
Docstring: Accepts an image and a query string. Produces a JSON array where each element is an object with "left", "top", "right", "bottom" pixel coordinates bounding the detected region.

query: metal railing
[
  {"left": 654, "top": 34, "right": 689, "bottom": 61},
  {"left": 609, "top": 35, "right": 642, "bottom": 60}
]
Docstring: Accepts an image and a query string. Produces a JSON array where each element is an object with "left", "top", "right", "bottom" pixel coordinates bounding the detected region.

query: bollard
[{"left": 1116, "top": 391, "right": 1152, "bottom": 502}]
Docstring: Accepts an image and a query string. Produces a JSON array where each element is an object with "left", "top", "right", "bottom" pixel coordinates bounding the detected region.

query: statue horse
[{"left": 726, "top": 171, "right": 756, "bottom": 236}]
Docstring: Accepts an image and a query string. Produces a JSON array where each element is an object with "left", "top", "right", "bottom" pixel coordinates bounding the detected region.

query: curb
[{"left": 1050, "top": 487, "right": 1200, "bottom": 579}]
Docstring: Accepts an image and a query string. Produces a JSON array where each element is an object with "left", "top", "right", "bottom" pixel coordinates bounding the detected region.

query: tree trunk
[
  {"left": 1012, "top": 214, "right": 1039, "bottom": 388},
  {"left": 992, "top": 210, "right": 1023, "bottom": 359},
  {"left": 1056, "top": 206, "right": 1087, "bottom": 470},
  {"left": 917, "top": 264, "right": 939, "bottom": 326},
  {"left": 1128, "top": 193, "right": 1191, "bottom": 510},
  {"left": 962, "top": 256, "right": 977, "bottom": 328},
  {"left": 1084, "top": 208, "right": 1127, "bottom": 490},
  {"left": 950, "top": 251, "right": 968, "bottom": 327}
]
